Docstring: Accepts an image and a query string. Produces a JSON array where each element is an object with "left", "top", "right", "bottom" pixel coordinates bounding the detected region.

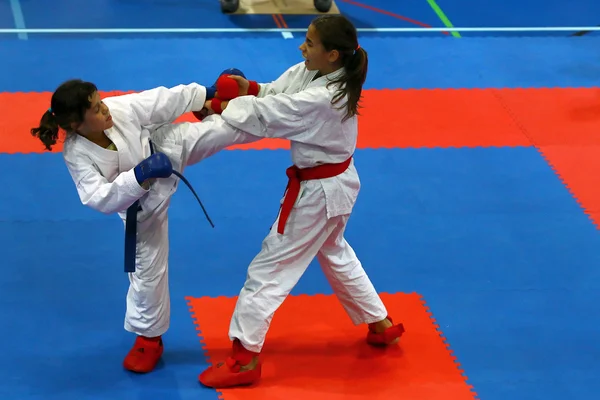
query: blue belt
[{"left": 124, "top": 141, "right": 214, "bottom": 273}]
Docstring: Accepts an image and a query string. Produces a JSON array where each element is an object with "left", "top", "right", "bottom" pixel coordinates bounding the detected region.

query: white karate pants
[
  {"left": 228, "top": 183, "right": 388, "bottom": 353},
  {"left": 123, "top": 119, "right": 259, "bottom": 337}
]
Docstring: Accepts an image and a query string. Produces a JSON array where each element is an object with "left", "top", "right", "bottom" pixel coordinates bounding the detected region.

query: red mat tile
[
  {"left": 495, "top": 88, "right": 600, "bottom": 146},
  {"left": 358, "top": 89, "right": 530, "bottom": 149},
  {"left": 0, "top": 91, "right": 54, "bottom": 153},
  {"left": 538, "top": 144, "right": 600, "bottom": 228},
  {"left": 186, "top": 292, "right": 477, "bottom": 400},
  {"left": 1, "top": 88, "right": 527, "bottom": 153}
]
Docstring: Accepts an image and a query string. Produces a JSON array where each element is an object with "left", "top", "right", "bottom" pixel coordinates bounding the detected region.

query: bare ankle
[
  {"left": 372, "top": 318, "right": 393, "bottom": 333},
  {"left": 239, "top": 356, "right": 259, "bottom": 371}
]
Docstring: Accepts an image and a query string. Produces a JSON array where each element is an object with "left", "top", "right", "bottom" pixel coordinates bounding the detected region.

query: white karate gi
[
  {"left": 62, "top": 83, "right": 259, "bottom": 338},
  {"left": 219, "top": 62, "right": 389, "bottom": 353}
]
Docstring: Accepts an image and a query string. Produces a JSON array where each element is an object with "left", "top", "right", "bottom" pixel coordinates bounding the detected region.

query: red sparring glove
[
  {"left": 193, "top": 99, "right": 226, "bottom": 119},
  {"left": 216, "top": 76, "right": 260, "bottom": 99},
  {"left": 247, "top": 80, "right": 259, "bottom": 96},
  {"left": 210, "top": 98, "right": 225, "bottom": 114},
  {"left": 192, "top": 99, "right": 225, "bottom": 119},
  {"left": 215, "top": 75, "right": 239, "bottom": 100},
  {"left": 196, "top": 74, "right": 259, "bottom": 120}
]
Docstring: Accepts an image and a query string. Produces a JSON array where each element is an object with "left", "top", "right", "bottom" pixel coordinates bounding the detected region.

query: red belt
[{"left": 277, "top": 156, "right": 352, "bottom": 234}]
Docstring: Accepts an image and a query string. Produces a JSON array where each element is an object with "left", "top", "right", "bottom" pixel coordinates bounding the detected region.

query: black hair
[
  {"left": 311, "top": 14, "right": 367, "bottom": 122},
  {"left": 30, "top": 79, "right": 98, "bottom": 151}
]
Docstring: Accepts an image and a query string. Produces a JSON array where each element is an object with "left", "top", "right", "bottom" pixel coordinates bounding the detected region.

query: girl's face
[
  {"left": 75, "top": 91, "right": 114, "bottom": 135},
  {"left": 299, "top": 24, "right": 340, "bottom": 73}
]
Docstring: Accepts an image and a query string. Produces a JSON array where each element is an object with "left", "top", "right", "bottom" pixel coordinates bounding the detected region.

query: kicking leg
[
  {"left": 199, "top": 183, "right": 339, "bottom": 388},
  {"left": 316, "top": 216, "right": 405, "bottom": 346},
  {"left": 122, "top": 206, "right": 170, "bottom": 373},
  {"left": 152, "top": 117, "right": 261, "bottom": 172}
]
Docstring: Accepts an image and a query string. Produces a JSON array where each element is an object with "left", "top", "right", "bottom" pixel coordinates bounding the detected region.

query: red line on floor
[{"left": 340, "top": 0, "right": 448, "bottom": 35}]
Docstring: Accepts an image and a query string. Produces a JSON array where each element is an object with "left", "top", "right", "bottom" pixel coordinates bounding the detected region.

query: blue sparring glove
[
  {"left": 220, "top": 68, "right": 246, "bottom": 79},
  {"left": 205, "top": 68, "right": 247, "bottom": 100},
  {"left": 206, "top": 85, "right": 217, "bottom": 100},
  {"left": 133, "top": 152, "right": 173, "bottom": 185}
]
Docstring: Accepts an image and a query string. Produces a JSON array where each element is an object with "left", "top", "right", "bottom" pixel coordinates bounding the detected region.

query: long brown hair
[
  {"left": 311, "top": 15, "right": 368, "bottom": 122},
  {"left": 30, "top": 79, "right": 98, "bottom": 150}
]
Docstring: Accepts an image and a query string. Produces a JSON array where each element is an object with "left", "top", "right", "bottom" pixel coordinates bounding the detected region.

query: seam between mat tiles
[
  {"left": 185, "top": 296, "right": 226, "bottom": 400},
  {"left": 418, "top": 293, "right": 480, "bottom": 400},
  {"left": 534, "top": 150, "right": 600, "bottom": 230},
  {"left": 492, "top": 90, "right": 600, "bottom": 230},
  {"left": 490, "top": 89, "right": 536, "bottom": 147}
]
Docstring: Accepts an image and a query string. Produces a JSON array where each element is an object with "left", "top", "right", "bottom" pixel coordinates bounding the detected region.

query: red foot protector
[
  {"left": 123, "top": 335, "right": 163, "bottom": 373},
  {"left": 186, "top": 292, "right": 478, "bottom": 400},
  {"left": 199, "top": 339, "right": 262, "bottom": 388},
  {"left": 367, "top": 316, "right": 405, "bottom": 346}
]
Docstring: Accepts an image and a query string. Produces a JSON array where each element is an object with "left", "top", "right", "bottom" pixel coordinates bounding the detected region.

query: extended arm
[
  {"left": 255, "top": 63, "right": 304, "bottom": 97},
  {"left": 104, "top": 83, "right": 208, "bottom": 127},
  {"left": 217, "top": 88, "right": 333, "bottom": 145},
  {"left": 216, "top": 63, "right": 305, "bottom": 99},
  {"left": 171, "top": 115, "right": 263, "bottom": 165}
]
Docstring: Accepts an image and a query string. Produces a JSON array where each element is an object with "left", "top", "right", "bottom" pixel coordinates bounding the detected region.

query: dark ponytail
[
  {"left": 31, "top": 109, "right": 61, "bottom": 151},
  {"left": 30, "top": 79, "right": 98, "bottom": 151},
  {"left": 311, "top": 15, "right": 368, "bottom": 122}
]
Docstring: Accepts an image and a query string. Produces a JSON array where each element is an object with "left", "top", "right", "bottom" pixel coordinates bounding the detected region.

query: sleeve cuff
[
  {"left": 123, "top": 168, "right": 149, "bottom": 197},
  {"left": 191, "top": 85, "right": 208, "bottom": 111}
]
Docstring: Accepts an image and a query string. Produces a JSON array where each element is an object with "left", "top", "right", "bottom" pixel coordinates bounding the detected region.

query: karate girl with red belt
[{"left": 198, "top": 14, "right": 405, "bottom": 388}]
